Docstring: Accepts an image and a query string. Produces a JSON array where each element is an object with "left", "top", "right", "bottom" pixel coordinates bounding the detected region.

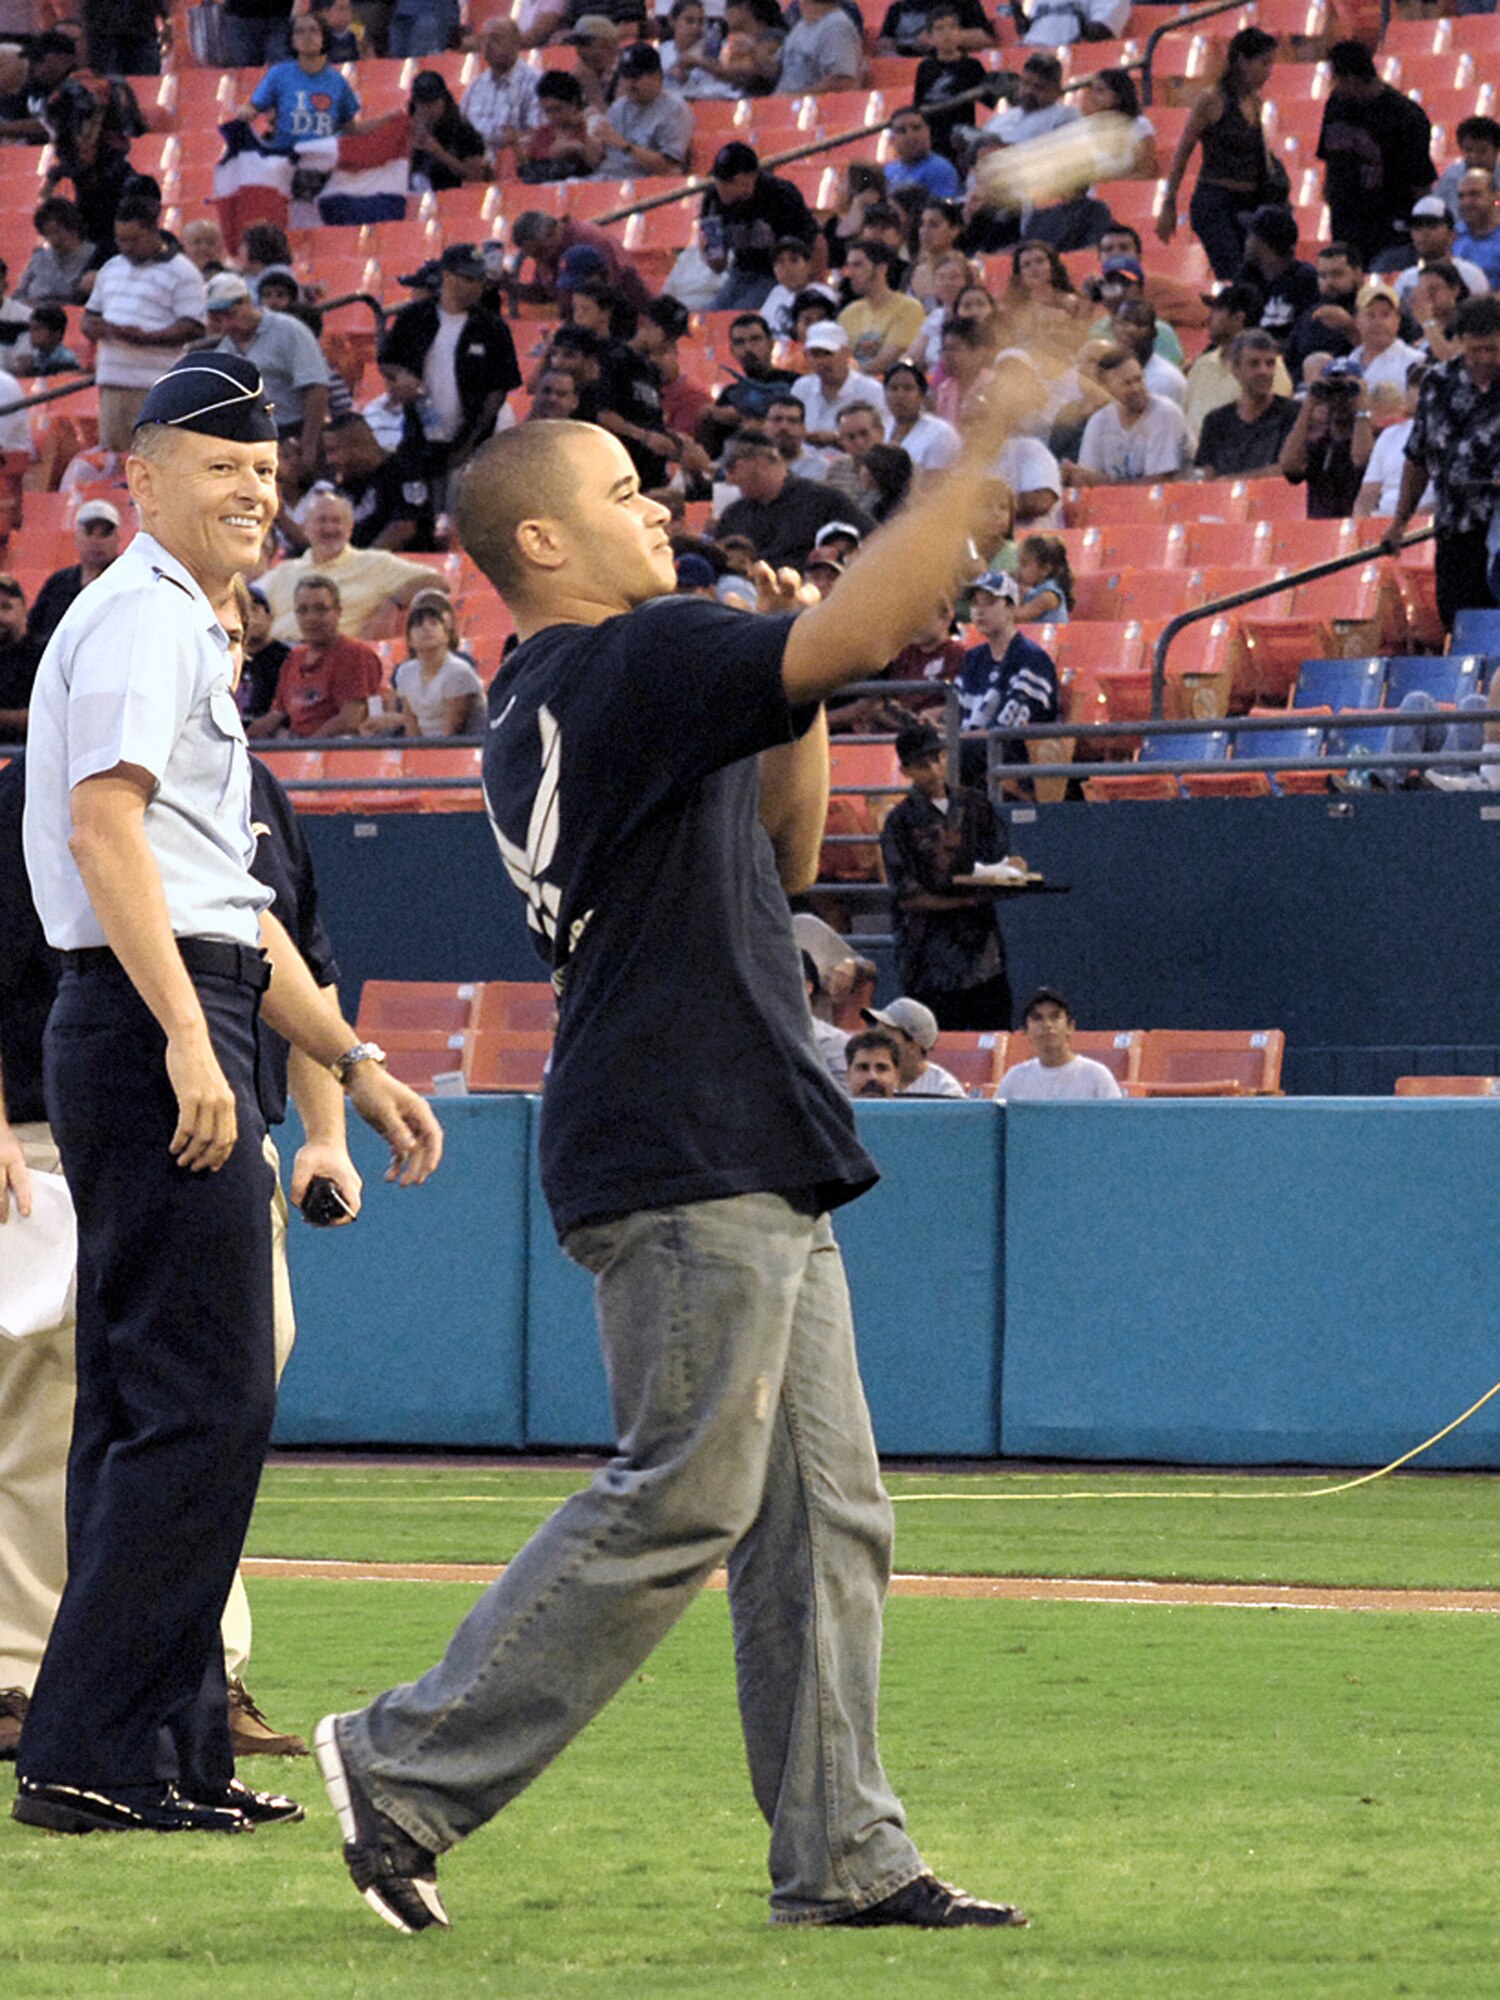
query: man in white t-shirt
[
  {"left": 1062, "top": 350, "right": 1190, "bottom": 487},
  {"left": 998, "top": 988, "right": 1123, "bottom": 1101},
  {"left": 793, "top": 321, "right": 887, "bottom": 446},
  {"left": 861, "top": 996, "right": 967, "bottom": 1098}
]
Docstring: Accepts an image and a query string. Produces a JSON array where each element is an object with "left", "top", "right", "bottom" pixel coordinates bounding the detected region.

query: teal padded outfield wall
[
  {"left": 273, "top": 1097, "right": 1500, "bottom": 1468},
  {"left": 298, "top": 791, "right": 1500, "bottom": 1095}
]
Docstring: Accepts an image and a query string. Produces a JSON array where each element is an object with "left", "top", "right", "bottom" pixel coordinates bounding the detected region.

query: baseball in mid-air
[{"left": 972, "top": 112, "right": 1138, "bottom": 214}]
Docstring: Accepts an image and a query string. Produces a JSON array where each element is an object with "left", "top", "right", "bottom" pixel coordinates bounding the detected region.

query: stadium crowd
[{"left": 0, "top": 2, "right": 1492, "bottom": 781}]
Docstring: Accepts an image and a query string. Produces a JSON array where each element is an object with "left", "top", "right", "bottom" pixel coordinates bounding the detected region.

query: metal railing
[
  {"left": 0, "top": 372, "right": 97, "bottom": 420},
  {"left": 579, "top": 0, "right": 1243, "bottom": 232},
  {"left": 1149, "top": 525, "right": 1438, "bottom": 717}
]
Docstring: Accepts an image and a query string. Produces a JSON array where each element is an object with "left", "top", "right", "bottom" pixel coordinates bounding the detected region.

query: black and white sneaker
[
  {"left": 830, "top": 1871, "right": 1029, "bottom": 1929},
  {"left": 12, "top": 1778, "right": 254, "bottom": 1835},
  {"left": 214, "top": 1777, "right": 305, "bottom": 1824},
  {"left": 314, "top": 1715, "right": 450, "bottom": 1934}
]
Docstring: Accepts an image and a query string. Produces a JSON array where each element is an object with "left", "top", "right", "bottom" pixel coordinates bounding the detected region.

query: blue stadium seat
[
  {"left": 1451, "top": 608, "right": 1500, "bottom": 656},
  {"left": 1293, "top": 658, "right": 1390, "bottom": 757},
  {"left": 1293, "top": 657, "right": 1385, "bottom": 711},
  {"left": 1143, "top": 730, "right": 1230, "bottom": 764},
  {"left": 1384, "top": 656, "right": 1484, "bottom": 706}
]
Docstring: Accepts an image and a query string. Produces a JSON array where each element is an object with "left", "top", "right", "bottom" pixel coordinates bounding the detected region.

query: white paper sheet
[{"left": 0, "top": 1169, "right": 77, "bottom": 1339}]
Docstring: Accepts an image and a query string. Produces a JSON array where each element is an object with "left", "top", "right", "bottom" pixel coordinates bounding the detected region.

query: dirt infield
[{"left": 241, "top": 1557, "right": 1500, "bottom": 1614}]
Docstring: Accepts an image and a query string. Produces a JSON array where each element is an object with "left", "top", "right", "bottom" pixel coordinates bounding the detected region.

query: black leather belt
[{"left": 62, "top": 938, "right": 272, "bottom": 992}]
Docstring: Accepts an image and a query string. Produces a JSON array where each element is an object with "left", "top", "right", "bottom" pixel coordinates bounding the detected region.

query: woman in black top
[
  {"left": 1157, "top": 26, "right": 1278, "bottom": 281},
  {"left": 408, "top": 71, "right": 487, "bottom": 192}
]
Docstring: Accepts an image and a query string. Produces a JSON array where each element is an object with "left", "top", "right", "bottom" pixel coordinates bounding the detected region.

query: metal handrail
[
  {"left": 1004, "top": 699, "right": 1500, "bottom": 743},
  {"left": 1138, "top": 0, "right": 1246, "bottom": 106},
  {"left": 582, "top": 0, "right": 1244, "bottom": 230},
  {"left": 0, "top": 372, "right": 97, "bottom": 419},
  {"left": 1148, "top": 526, "right": 1438, "bottom": 717}
]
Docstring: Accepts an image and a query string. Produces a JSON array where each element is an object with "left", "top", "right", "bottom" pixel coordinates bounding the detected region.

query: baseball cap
[
  {"left": 439, "top": 242, "right": 486, "bottom": 280},
  {"left": 717, "top": 573, "right": 757, "bottom": 609},
  {"left": 615, "top": 40, "right": 661, "bottom": 76},
  {"left": 805, "top": 549, "right": 842, "bottom": 575},
  {"left": 712, "top": 141, "right": 759, "bottom": 179},
  {"left": 675, "top": 552, "right": 717, "bottom": 589},
  {"left": 1021, "top": 986, "right": 1073, "bottom": 1021},
  {"left": 970, "top": 569, "right": 1020, "bottom": 603},
  {"left": 862, "top": 998, "right": 939, "bottom": 1051},
  {"left": 814, "top": 520, "right": 863, "bottom": 549},
  {"left": 1357, "top": 279, "right": 1401, "bottom": 312},
  {"left": 1100, "top": 255, "right": 1145, "bottom": 284},
  {"left": 76, "top": 499, "right": 120, "bottom": 528},
  {"left": 1410, "top": 195, "right": 1454, "bottom": 226},
  {"left": 566, "top": 12, "right": 619, "bottom": 38},
  {"left": 203, "top": 272, "right": 251, "bottom": 312},
  {"left": 1321, "top": 355, "right": 1364, "bottom": 383},
  {"left": 894, "top": 721, "right": 943, "bottom": 767},
  {"left": 398, "top": 258, "right": 443, "bottom": 291},
  {"left": 556, "top": 243, "right": 609, "bottom": 289},
  {"left": 246, "top": 582, "right": 270, "bottom": 611},
  {"left": 791, "top": 911, "right": 850, "bottom": 980},
  {"left": 803, "top": 320, "right": 849, "bottom": 353}
]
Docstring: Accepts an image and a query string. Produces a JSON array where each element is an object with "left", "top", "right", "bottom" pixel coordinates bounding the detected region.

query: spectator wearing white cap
[
  {"left": 1381, "top": 198, "right": 1491, "bottom": 303},
  {"left": 204, "top": 272, "right": 332, "bottom": 476},
  {"left": 26, "top": 499, "right": 121, "bottom": 652},
  {"left": 860, "top": 998, "right": 966, "bottom": 1097},
  {"left": 792, "top": 320, "right": 887, "bottom": 446}
]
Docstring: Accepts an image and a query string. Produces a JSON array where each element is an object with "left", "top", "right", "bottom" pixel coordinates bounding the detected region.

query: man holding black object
[
  {"left": 14, "top": 352, "right": 442, "bottom": 1838},
  {"left": 314, "top": 391, "right": 1038, "bottom": 1936}
]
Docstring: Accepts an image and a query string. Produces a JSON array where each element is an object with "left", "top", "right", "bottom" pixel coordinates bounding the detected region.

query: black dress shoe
[
  {"left": 830, "top": 1872, "right": 1029, "bottom": 1929},
  {"left": 214, "top": 1777, "right": 305, "bottom": 1824},
  {"left": 11, "top": 1778, "right": 255, "bottom": 1835}
]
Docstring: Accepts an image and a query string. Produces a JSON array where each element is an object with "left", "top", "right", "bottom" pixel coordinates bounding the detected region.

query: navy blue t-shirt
[{"left": 482, "top": 594, "right": 877, "bottom": 1238}]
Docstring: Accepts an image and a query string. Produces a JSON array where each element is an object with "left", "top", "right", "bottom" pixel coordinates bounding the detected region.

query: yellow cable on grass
[
  {"left": 889, "top": 1376, "right": 1500, "bottom": 1504},
  {"left": 257, "top": 1376, "right": 1500, "bottom": 1508}
]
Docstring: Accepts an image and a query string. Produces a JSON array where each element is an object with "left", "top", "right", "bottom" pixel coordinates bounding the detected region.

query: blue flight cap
[{"left": 134, "top": 351, "right": 278, "bottom": 442}]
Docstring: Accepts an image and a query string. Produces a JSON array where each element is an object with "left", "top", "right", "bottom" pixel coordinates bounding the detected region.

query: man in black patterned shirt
[{"left": 1388, "top": 294, "right": 1500, "bottom": 627}]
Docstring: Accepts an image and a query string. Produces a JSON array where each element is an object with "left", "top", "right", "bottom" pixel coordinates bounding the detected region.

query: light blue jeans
[{"left": 342, "top": 1191, "right": 924, "bottom": 1923}]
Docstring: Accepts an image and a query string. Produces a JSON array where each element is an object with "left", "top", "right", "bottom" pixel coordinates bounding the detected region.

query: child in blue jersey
[{"left": 958, "top": 567, "right": 1058, "bottom": 743}]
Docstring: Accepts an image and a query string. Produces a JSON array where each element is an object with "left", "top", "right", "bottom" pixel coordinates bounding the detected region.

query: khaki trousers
[{"left": 0, "top": 1128, "right": 295, "bottom": 1691}]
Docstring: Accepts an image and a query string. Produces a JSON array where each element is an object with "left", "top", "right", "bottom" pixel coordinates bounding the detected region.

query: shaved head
[{"left": 457, "top": 421, "right": 600, "bottom": 600}]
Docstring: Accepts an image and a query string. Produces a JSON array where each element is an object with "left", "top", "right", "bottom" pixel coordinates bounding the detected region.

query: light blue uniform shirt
[{"left": 22, "top": 531, "right": 273, "bottom": 951}]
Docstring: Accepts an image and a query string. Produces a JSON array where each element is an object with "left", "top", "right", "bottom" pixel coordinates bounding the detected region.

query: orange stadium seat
[
  {"left": 356, "top": 980, "right": 482, "bottom": 1037},
  {"left": 1394, "top": 1076, "right": 1500, "bottom": 1097},
  {"left": 932, "top": 1032, "right": 1008, "bottom": 1097},
  {"left": 465, "top": 1029, "right": 553, "bottom": 1093},
  {"left": 1072, "top": 568, "right": 1196, "bottom": 624},
  {"left": 473, "top": 981, "right": 558, "bottom": 1035},
  {"left": 1179, "top": 520, "right": 1270, "bottom": 568},
  {"left": 1131, "top": 1029, "right": 1285, "bottom": 1096},
  {"left": 377, "top": 1028, "right": 469, "bottom": 1091},
  {"left": 1065, "top": 484, "right": 1168, "bottom": 529},
  {"left": 404, "top": 746, "right": 484, "bottom": 811}
]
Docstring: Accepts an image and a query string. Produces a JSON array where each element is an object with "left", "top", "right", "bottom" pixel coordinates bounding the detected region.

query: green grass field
[{"left": 5, "top": 1461, "right": 1499, "bottom": 2000}]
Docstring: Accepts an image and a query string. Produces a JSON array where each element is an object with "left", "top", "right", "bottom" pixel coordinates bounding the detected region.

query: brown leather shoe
[
  {"left": 0, "top": 1688, "right": 27, "bottom": 1761},
  {"left": 227, "top": 1677, "right": 309, "bottom": 1758},
  {"left": 830, "top": 1872, "right": 1029, "bottom": 1929}
]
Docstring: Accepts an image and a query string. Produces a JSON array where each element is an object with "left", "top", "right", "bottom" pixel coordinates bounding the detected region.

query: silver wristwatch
[{"left": 330, "top": 1040, "right": 388, "bottom": 1086}]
